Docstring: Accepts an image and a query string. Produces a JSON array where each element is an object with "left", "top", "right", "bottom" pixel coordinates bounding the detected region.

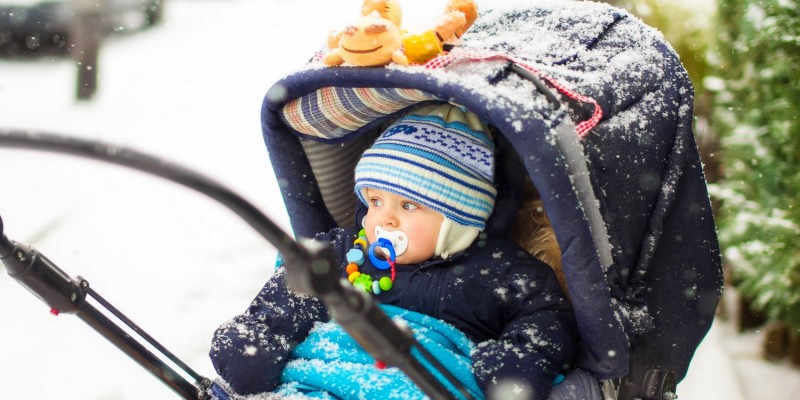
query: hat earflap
[{"left": 434, "top": 218, "right": 480, "bottom": 259}]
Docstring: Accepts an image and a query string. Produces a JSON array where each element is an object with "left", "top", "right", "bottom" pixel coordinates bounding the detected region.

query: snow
[
  {"left": 1, "top": 0, "right": 798, "bottom": 399},
  {"left": 0, "top": 1, "right": 350, "bottom": 398}
]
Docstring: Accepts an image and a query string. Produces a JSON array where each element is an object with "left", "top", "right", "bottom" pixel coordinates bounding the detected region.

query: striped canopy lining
[
  {"left": 283, "top": 86, "right": 439, "bottom": 227},
  {"left": 282, "top": 86, "right": 438, "bottom": 141},
  {"left": 300, "top": 135, "right": 373, "bottom": 227}
]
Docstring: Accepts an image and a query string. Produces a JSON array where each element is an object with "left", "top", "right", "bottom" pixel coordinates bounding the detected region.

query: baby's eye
[
  {"left": 370, "top": 198, "right": 383, "bottom": 207},
  {"left": 402, "top": 201, "right": 419, "bottom": 211}
]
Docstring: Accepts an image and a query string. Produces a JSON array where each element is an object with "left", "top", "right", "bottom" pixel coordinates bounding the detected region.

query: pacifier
[
  {"left": 374, "top": 226, "right": 408, "bottom": 256},
  {"left": 368, "top": 238, "right": 396, "bottom": 270}
]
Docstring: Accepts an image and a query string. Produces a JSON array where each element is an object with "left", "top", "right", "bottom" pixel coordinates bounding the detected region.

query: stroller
[
  {"left": 252, "top": 1, "right": 722, "bottom": 399},
  {"left": 1, "top": 1, "right": 722, "bottom": 399}
]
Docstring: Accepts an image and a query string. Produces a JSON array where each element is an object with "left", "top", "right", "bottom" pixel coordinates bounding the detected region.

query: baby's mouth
[{"left": 375, "top": 226, "right": 408, "bottom": 256}]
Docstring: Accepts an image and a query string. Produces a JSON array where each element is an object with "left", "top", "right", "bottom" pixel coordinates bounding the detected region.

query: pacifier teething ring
[{"left": 368, "top": 238, "right": 396, "bottom": 270}]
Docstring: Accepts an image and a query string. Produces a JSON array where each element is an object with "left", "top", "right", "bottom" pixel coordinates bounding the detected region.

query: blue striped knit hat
[{"left": 354, "top": 103, "right": 496, "bottom": 232}]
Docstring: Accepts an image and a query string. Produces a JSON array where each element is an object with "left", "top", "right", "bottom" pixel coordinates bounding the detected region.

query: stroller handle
[
  {"left": 0, "top": 129, "right": 468, "bottom": 400},
  {"left": 0, "top": 129, "right": 306, "bottom": 261}
]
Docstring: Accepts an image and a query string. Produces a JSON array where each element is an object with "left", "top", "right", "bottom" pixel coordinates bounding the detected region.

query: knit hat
[{"left": 354, "top": 103, "right": 496, "bottom": 258}]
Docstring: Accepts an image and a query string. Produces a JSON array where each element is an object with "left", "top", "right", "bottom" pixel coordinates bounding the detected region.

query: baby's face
[{"left": 363, "top": 188, "right": 443, "bottom": 264}]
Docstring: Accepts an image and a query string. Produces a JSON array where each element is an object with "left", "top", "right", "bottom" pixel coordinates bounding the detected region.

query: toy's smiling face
[{"left": 339, "top": 14, "right": 401, "bottom": 66}]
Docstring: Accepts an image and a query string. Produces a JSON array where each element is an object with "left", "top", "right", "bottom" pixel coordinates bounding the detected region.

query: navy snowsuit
[{"left": 210, "top": 227, "right": 577, "bottom": 399}]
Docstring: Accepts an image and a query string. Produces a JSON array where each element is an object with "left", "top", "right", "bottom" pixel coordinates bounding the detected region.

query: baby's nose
[{"left": 381, "top": 213, "right": 399, "bottom": 227}]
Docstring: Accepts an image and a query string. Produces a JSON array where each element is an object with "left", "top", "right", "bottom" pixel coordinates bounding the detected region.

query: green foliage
[{"left": 710, "top": 0, "right": 800, "bottom": 327}]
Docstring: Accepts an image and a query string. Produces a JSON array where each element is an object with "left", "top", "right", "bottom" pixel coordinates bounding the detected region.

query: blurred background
[{"left": 1, "top": 0, "right": 798, "bottom": 398}]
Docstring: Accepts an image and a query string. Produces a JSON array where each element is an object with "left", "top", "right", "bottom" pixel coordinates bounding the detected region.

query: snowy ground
[
  {"left": 0, "top": 1, "right": 345, "bottom": 398},
  {"left": 1, "top": 0, "right": 798, "bottom": 399}
]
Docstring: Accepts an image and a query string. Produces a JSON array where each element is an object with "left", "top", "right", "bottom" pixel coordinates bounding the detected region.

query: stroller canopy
[{"left": 260, "top": 0, "right": 722, "bottom": 387}]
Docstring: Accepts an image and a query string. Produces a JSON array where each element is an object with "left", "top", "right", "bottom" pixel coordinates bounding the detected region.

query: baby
[{"left": 210, "top": 103, "right": 577, "bottom": 399}]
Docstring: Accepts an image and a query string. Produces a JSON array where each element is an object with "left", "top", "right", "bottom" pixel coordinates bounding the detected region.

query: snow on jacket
[{"left": 210, "top": 227, "right": 577, "bottom": 399}]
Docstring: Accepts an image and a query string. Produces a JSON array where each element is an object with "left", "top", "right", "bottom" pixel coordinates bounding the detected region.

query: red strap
[{"left": 424, "top": 51, "right": 602, "bottom": 137}]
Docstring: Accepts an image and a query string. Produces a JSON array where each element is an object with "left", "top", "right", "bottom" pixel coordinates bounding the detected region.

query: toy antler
[
  {"left": 362, "top": 0, "right": 403, "bottom": 28},
  {"left": 442, "top": 0, "right": 478, "bottom": 43},
  {"left": 403, "top": 0, "right": 479, "bottom": 64}
]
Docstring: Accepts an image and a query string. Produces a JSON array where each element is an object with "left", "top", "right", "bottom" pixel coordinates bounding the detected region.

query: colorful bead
[
  {"left": 346, "top": 234, "right": 395, "bottom": 294},
  {"left": 346, "top": 263, "right": 359, "bottom": 275},
  {"left": 358, "top": 228, "right": 367, "bottom": 237},
  {"left": 353, "top": 273, "right": 372, "bottom": 292},
  {"left": 353, "top": 237, "right": 368, "bottom": 249},
  {"left": 346, "top": 248, "right": 365, "bottom": 265}
]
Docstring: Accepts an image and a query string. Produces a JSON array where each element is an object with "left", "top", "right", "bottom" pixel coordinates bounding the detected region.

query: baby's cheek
[{"left": 363, "top": 217, "right": 377, "bottom": 243}]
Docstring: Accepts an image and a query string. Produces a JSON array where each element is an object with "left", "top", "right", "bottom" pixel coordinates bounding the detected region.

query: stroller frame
[{"left": 0, "top": 130, "right": 471, "bottom": 400}]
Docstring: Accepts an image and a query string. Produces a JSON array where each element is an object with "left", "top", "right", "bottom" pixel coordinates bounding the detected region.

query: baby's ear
[{"left": 355, "top": 203, "right": 369, "bottom": 229}]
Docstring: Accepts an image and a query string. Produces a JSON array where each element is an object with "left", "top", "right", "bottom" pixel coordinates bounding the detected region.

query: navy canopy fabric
[{"left": 260, "top": 1, "right": 722, "bottom": 385}]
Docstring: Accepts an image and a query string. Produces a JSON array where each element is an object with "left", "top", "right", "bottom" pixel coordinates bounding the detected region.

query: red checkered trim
[{"left": 424, "top": 51, "right": 602, "bottom": 138}]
